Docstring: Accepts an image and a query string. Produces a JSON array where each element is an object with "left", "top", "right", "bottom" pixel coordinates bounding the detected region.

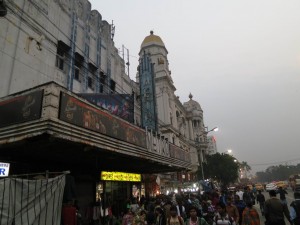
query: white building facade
[
  {"left": 138, "top": 32, "right": 209, "bottom": 190},
  {"left": 0, "top": 0, "right": 141, "bottom": 125},
  {"left": 0, "top": 0, "right": 210, "bottom": 195},
  {"left": 207, "top": 136, "right": 218, "bottom": 155}
]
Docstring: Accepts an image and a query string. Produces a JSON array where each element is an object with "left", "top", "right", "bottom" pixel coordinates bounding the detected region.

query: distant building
[{"left": 207, "top": 136, "right": 218, "bottom": 155}]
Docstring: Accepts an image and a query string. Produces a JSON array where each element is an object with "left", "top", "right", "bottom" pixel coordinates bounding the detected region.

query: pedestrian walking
[
  {"left": 146, "top": 204, "right": 156, "bottom": 225},
  {"left": 277, "top": 187, "right": 288, "bottom": 205},
  {"left": 252, "top": 185, "right": 257, "bottom": 199},
  {"left": 256, "top": 190, "right": 265, "bottom": 216},
  {"left": 290, "top": 192, "right": 300, "bottom": 225},
  {"left": 225, "top": 197, "right": 239, "bottom": 225},
  {"left": 236, "top": 189, "right": 244, "bottom": 201},
  {"left": 264, "top": 190, "right": 292, "bottom": 225},
  {"left": 167, "top": 205, "right": 184, "bottom": 225},
  {"left": 213, "top": 202, "right": 236, "bottom": 225},
  {"left": 176, "top": 199, "right": 187, "bottom": 222},
  {"left": 185, "top": 205, "right": 209, "bottom": 225},
  {"left": 122, "top": 209, "right": 134, "bottom": 225},
  {"left": 155, "top": 207, "right": 166, "bottom": 225},
  {"left": 241, "top": 201, "right": 260, "bottom": 225},
  {"left": 243, "top": 187, "right": 255, "bottom": 207},
  {"left": 234, "top": 194, "right": 246, "bottom": 225}
]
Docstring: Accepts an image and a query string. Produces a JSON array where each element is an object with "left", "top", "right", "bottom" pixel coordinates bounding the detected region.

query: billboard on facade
[
  {"left": 0, "top": 90, "right": 43, "bottom": 128},
  {"left": 139, "top": 53, "right": 157, "bottom": 131},
  {"left": 78, "top": 93, "right": 134, "bottom": 123},
  {"left": 59, "top": 93, "right": 146, "bottom": 147}
]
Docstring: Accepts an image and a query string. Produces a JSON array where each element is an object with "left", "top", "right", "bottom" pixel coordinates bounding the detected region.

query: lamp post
[{"left": 197, "top": 126, "right": 218, "bottom": 180}]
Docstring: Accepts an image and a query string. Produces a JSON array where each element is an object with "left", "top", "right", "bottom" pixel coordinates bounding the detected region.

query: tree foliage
[
  {"left": 201, "top": 153, "right": 239, "bottom": 187},
  {"left": 255, "top": 164, "right": 300, "bottom": 182}
]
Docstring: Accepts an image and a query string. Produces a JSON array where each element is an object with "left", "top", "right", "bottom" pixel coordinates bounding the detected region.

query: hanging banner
[{"left": 0, "top": 174, "right": 66, "bottom": 225}]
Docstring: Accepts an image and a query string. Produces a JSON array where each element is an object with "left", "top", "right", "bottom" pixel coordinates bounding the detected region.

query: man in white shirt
[{"left": 236, "top": 188, "right": 243, "bottom": 200}]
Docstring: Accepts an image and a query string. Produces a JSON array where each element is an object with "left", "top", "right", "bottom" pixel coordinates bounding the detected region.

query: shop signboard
[
  {"left": 101, "top": 171, "right": 141, "bottom": 182},
  {"left": 0, "top": 162, "right": 10, "bottom": 177},
  {"left": 78, "top": 93, "right": 134, "bottom": 123},
  {"left": 145, "top": 129, "right": 169, "bottom": 156},
  {"left": 59, "top": 93, "right": 146, "bottom": 148},
  {"left": 0, "top": 90, "right": 43, "bottom": 128},
  {"left": 169, "top": 144, "right": 191, "bottom": 162}
]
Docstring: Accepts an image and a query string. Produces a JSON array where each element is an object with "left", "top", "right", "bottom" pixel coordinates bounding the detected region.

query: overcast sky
[{"left": 89, "top": 0, "right": 300, "bottom": 174}]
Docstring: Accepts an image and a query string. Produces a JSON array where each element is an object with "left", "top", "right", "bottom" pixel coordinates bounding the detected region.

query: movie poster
[{"left": 78, "top": 93, "right": 134, "bottom": 123}]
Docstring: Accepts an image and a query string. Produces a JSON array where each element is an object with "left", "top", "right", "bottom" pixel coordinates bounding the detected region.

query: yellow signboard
[{"left": 101, "top": 171, "right": 141, "bottom": 182}]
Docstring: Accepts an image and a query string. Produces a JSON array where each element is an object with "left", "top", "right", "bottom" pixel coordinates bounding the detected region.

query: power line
[
  {"left": 3, "top": 1, "right": 187, "bottom": 131},
  {"left": 2, "top": 10, "right": 140, "bottom": 105}
]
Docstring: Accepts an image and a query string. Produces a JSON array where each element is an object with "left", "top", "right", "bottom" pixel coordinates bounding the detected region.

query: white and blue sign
[{"left": 0, "top": 162, "right": 10, "bottom": 177}]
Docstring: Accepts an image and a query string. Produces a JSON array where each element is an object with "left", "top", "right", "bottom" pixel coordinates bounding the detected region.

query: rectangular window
[
  {"left": 74, "top": 52, "right": 84, "bottom": 82},
  {"left": 100, "top": 71, "right": 106, "bottom": 93},
  {"left": 88, "top": 76, "right": 93, "bottom": 90},
  {"left": 56, "top": 54, "right": 64, "bottom": 70},
  {"left": 110, "top": 79, "right": 116, "bottom": 93},
  {"left": 55, "top": 41, "right": 70, "bottom": 72},
  {"left": 74, "top": 66, "right": 81, "bottom": 82},
  {"left": 88, "top": 63, "right": 97, "bottom": 90}
]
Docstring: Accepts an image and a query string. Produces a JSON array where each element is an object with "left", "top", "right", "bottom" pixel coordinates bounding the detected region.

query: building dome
[
  {"left": 183, "top": 93, "right": 203, "bottom": 117},
  {"left": 141, "top": 31, "right": 165, "bottom": 48}
]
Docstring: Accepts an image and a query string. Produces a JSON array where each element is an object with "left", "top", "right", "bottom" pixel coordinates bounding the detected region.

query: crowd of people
[{"left": 117, "top": 185, "right": 300, "bottom": 225}]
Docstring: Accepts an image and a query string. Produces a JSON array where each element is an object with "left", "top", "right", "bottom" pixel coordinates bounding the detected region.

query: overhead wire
[
  {"left": 3, "top": 0, "right": 182, "bottom": 130},
  {"left": 4, "top": 0, "right": 133, "bottom": 93},
  {"left": 4, "top": 0, "right": 171, "bottom": 101},
  {"left": 3, "top": 2, "right": 143, "bottom": 110}
]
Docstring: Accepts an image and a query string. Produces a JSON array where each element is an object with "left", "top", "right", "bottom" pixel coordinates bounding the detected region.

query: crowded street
[
  {"left": 253, "top": 188, "right": 294, "bottom": 224},
  {"left": 0, "top": 0, "right": 299, "bottom": 224}
]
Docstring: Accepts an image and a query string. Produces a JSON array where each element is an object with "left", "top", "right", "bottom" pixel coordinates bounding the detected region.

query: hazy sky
[{"left": 89, "top": 0, "right": 300, "bottom": 173}]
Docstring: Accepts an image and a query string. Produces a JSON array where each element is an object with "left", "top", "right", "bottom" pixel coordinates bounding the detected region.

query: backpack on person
[
  {"left": 214, "top": 214, "right": 234, "bottom": 225},
  {"left": 291, "top": 200, "right": 300, "bottom": 225}
]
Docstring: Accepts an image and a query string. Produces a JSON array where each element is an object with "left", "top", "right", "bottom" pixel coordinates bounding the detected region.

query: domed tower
[
  {"left": 183, "top": 93, "right": 206, "bottom": 142},
  {"left": 138, "top": 31, "right": 177, "bottom": 139}
]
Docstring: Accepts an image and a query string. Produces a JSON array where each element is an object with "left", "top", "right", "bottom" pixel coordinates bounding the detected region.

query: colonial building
[
  {"left": 207, "top": 136, "right": 218, "bottom": 155},
  {"left": 0, "top": 0, "right": 212, "bottom": 220},
  {"left": 138, "top": 31, "right": 209, "bottom": 192},
  {"left": 0, "top": 0, "right": 194, "bottom": 220}
]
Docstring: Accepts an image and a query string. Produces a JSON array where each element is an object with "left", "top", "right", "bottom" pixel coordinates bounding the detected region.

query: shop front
[
  {"left": 95, "top": 171, "right": 145, "bottom": 217},
  {"left": 0, "top": 82, "right": 193, "bottom": 222}
]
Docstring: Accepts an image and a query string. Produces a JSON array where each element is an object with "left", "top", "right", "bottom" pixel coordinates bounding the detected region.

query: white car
[{"left": 266, "top": 183, "right": 278, "bottom": 192}]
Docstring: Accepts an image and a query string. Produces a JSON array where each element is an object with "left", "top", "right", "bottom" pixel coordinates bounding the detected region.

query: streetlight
[{"left": 197, "top": 126, "right": 218, "bottom": 181}]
